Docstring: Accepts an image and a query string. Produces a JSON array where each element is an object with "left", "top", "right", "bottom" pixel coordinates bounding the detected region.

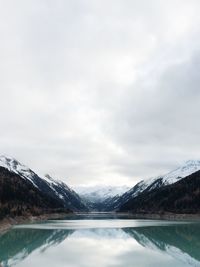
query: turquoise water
[{"left": 0, "top": 213, "right": 200, "bottom": 267}]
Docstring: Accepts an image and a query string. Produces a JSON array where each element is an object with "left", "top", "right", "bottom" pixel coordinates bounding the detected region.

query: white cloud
[{"left": 0, "top": 0, "right": 200, "bottom": 186}]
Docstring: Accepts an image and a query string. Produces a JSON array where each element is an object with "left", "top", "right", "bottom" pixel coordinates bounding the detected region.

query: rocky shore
[{"left": 0, "top": 213, "right": 70, "bottom": 234}]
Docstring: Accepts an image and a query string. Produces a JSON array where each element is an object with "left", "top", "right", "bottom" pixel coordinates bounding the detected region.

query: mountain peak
[
  {"left": 0, "top": 154, "right": 88, "bottom": 211},
  {"left": 74, "top": 185, "right": 131, "bottom": 202},
  {"left": 44, "top": 173, "right": 54, "bottom": 181},
  {"left": 0, "top": 155, "right": 24, "bottom": 172},
  {"left": 158, "top": 160, "right": 200, "bottom": 185},
  {"left": 0, "top": 154, "right": 19, "bottom": 161},
  {"left": 184, "top": 160, "right": 200, "bottom": 166}
]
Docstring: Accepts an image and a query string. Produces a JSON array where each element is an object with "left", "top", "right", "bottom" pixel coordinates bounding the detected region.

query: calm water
[{"left": 0, "top": 213, "right": 200, "bottom": 267}]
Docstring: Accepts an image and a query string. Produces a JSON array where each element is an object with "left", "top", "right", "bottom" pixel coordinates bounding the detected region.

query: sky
[{"left": 1, "top": 0, "right": 200, "bottom": 186}]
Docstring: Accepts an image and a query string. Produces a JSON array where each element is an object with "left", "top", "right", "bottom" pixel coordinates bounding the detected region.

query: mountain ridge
[
  {"left": 0, "top": 155, "right": 88, "bottom": 213},
  {"left": 1, "top": 155, "right": 200, "bottom": 216},
  {"left": 106, "top": 160, "right": 200, "bottom": 211},
  {"left": 119, "top": 169, "right": 200, "bottom": 214}
]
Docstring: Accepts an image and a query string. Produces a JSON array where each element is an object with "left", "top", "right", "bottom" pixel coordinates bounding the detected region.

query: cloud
[{"left": 0, "top": 0, "right": 200, "bottom": 185}]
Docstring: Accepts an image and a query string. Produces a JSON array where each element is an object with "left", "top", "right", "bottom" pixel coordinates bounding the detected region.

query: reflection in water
[
  {"left": 0, "top": 219, "right": 200, "bottom": 267},
  {"left": 0, "top": 228, "right": 73, "bottom": 267},
  {"left": 125, "top": 225, "right": 200, "bottom": 266}
]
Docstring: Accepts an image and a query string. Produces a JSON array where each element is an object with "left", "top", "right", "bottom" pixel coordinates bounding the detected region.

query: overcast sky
[{"left": 1, "top": 0, "right": 200, "bottom": 186}]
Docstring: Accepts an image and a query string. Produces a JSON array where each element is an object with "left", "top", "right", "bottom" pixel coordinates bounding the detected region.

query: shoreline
[
  {"left": 1, "top": 212, "right": 200, "bottom": 234},
  {"left": 116, "top": 212, "right": 200, "bottom": 221},
  {"left": 0, "top": 213, "right": 71, "bottom": 234}
]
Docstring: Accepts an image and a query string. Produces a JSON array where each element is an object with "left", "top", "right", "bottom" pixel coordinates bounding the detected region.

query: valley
[{"left": 1, "top": 155, "right": 200, "bottom": 221}]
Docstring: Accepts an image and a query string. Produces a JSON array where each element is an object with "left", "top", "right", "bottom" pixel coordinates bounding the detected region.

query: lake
[{"left": 0, "top": 213, "right": 200, "bottom": 267}]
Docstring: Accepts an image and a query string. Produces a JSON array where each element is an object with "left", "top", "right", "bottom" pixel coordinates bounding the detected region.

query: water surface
[{"left": 0, "top": 213, "right": 200, "bottom": 267}]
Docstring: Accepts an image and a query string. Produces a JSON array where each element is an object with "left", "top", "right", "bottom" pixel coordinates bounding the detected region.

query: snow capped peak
[
  {"left": 162, "top": 160, "right": 200, "bottom": 184},
  {"left": 0, "top": 155, "right": 30, "bottom": 173},
  {"left": 108, "top": 160, "right": 200, "bottom": 211},
  {"left": 181, "top": 160, "right": 200, "bottom": 172},
  {"left": 0, "top": 155, "right": 23, "bottom": 170},
  {"left": 0, "top": 155, "right": 87, "bottom": 211},
  {"left": 43, "top": 173, "right": 58, "bottom": 184},
  {"left": 43, "top": 173, "right": 71, "bottom": 191},
  {"left": 125, "top": 160, "right": 200, "bottom": 201},
  {"left": 0, "top": 156, "right": 59, "bottom": 187},
  {"left": 0, "top": 155, "right": 40, "bottom": 187},
  {"left": 185, "top": 159, "right": 200, "bottom": 166},
  {"left": 0, "top": 156, "right": 64, "bottom": 190},
  {"left": 142, "top": 160, "right": 200, "bottom": 189},
  {"left": 74, "top": 185, "right": 131, "bottom": 202},
  {"left": 44, "top": 174, "right": 52, "bottom": 179}
]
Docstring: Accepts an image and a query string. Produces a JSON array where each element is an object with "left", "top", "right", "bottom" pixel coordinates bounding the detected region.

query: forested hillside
[
  {"left": 0, "top": 167, "right": 68, "bottom": 219},
  {"left": 120, "top": 170, "right": 200, "bottom": 214}
]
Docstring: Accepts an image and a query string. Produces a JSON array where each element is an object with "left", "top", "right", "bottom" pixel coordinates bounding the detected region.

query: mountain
[
  {"left": 74, "top": 185, "right": 130, "bottom": 211},
  {"left": 0, "top": 155, "right": 88, "bottom": 216},
  {"left": 74, "top": 185, "right": 130, "bottom": 202},
  {"left": 120, "top": 169, "right": 200, "bottom": 214},
  {"left": 107, "top": 160, "right": 200, "bottom": 211},
  {"left": 2, "top": 156, "right": 200, "bottom": 215},
  {"left": 0, "top": 166, "right": 66, "bottom": 218}
]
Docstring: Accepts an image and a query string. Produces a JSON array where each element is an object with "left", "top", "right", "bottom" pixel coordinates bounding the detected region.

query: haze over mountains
[{"left": 0, "top": 155, "right": 200, "bottom": 217}]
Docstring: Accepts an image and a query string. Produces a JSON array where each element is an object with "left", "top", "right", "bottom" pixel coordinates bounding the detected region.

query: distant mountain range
[
  {"left": 74, "top": 185, "right": 130, "bottom": 211},
  {"left": 1, "top": 155, "right": 200, "bottom": 217}
]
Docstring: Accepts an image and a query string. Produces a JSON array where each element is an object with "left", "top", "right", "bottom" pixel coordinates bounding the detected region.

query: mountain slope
[
  {"left": 108, "top": 160, "right": 200, "bottom": 211},
  {"left": 0, "top": 156, "right": 88, "bottom": 213},
  {"left": 120, "top": 170, "right": 200, "bottom": 214},
  {"left": 0, "top": 166, "right": 66, "bottom": 218}
]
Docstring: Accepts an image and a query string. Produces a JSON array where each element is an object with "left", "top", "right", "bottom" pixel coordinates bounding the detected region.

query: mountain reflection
[
  {"left": 124, "top": 224, "right": 200, "bottom": 266},
  {"left": 0, "top": 228, "right": 73, "bottom": 267},
  {"left": 1, "top": 221, "right": 200, "bottom": 267}
]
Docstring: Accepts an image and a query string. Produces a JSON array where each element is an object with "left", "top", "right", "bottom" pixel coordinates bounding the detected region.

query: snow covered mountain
[
  {"left": 0, "top": 155, "right": 87, "bottom": 212},
  {"left": 74, "top": 185, "right": 130, "bottom": 202},
  {"left": 108, "top": 160, "right": 200, "bottom": 210},
  {"left": 74, "top": 185, "right": 131, "bottom": 211},
  {"left": 1, "top": 155, "right": 199, "bottom": 213}
]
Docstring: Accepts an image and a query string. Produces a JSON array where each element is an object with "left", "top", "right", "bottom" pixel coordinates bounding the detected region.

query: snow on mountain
[
  {"left": 0, "top": 155, "right": 87, "bottom": 211},
  {"left": 0, "top": 155, "right": 40, "bottom": 188},
  {"left": 1, "top": 155, "right": 199, "bottom": 212},
  {"left": 74, "top": 185, "right": 131, "bottom": 202},
  {"left": 131, "top": 160, "right": 200, "bottom": 198},
  {"left": 110, "top": 160, "right": 200, "bottom": 210},
  {"left": 161, "top": 160, "right": 200, "bottom": 184}
]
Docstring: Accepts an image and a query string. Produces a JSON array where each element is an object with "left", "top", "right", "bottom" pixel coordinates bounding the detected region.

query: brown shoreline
[
  {"left": 1, "top": 212, "right": 200, "bottom": 234},
  {"left": 0, "top": 213, "right": 71, "bottom": 234}
]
